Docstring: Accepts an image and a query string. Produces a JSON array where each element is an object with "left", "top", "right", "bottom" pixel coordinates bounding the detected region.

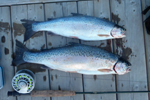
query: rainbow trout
[
  {"left": 22, "top": 15, "right": 126, "bottom": 41},
  {"left": 13, "top": 41, "right": 131, "bottom": 75}
]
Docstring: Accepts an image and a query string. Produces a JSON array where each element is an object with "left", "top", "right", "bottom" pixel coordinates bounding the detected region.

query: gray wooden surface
[
  {"left": 0, "top": 0, "right": 92, "bottom": 6},
  {"left": 78, "top": 1, "right": 116, "bottom": 100},
  {"left": 0, "top": 0, "right": 149, "bottom": 100},
  {"left": 45, "top": 2, "right": 83, "bottom": 100},
  {"left": 0, "top": 7, "right": 16, "bottom": 100},
  {"left": 110, "top": 0, "right": 148, "bottom": 100},
  {"left": 11, "top": 4, "right": 50, "bottom": 100}
]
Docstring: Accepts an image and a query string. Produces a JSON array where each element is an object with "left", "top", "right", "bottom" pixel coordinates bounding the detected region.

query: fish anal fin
[
  {"left": 41, "top": 65, "right": 53, "bottom": 70},
  {"left": 47, "top": 31, "right": 57, "bottom": 36}
]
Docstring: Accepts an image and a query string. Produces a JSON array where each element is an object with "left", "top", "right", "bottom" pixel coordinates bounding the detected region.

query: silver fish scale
[
  {"left": 23, "top": 44, "right": 118, "bottom": 64},
  {"left": 36, "top": 16, "right": 115, "bottom": 31}
]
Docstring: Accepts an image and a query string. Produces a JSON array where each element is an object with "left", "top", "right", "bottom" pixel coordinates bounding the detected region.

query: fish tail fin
[
  {"left": 13, "top": 40, "right": 29, "bottom": 66},
  {"left": 21, "top": 19, "right": 39, "bottom": 42}
]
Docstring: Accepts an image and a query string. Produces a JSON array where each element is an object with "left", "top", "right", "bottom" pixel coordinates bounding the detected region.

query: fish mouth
[
  {"left": 121, "top": 30, "right": 126, "bottom": 37},
  {"left": 113, "top": 62, "right": 118, "bottom": 74},
  {"left": 126, "top": 67, "right": 131, "bottom": 72},
  {"left": 110, "top": 31, "right": 126, "bottom": 38}
]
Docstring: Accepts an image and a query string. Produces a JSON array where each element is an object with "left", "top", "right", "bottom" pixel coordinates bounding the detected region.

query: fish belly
[{"left": 39, "top": 55, "right": 117, "bottom": 75}]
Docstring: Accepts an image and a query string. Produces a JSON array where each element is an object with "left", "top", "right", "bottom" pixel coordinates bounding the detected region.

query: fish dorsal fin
[
  {"left": 98, "top": 69, "right": 112, "bottom": 72},
  {"left": 71, "top": 13, "right": 85, "bottom": 16},
  {"left": 21, "top": 19, "right": 42, "bottom": 24}
]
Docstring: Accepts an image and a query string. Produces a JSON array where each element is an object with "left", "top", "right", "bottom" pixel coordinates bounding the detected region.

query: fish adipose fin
[
  {"left": 47, "top": 18, "right": 53, "bottom": 21},
  {"left": 21, "top": 19, "right": 41, "bottom": 42},
  {"left": 68, "top": 42, "right": 86, "bottom": 46},
  {"left": 13, "top": 40, "right": 29, "bottom": 66}
]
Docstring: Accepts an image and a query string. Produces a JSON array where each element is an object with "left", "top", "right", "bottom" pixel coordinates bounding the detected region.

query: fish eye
[
  {"left": 115, "top": 25, "right": 126, "bottom": 31},
  {"left": 118, "top": 57, "right": 131, "bottom": 66}
]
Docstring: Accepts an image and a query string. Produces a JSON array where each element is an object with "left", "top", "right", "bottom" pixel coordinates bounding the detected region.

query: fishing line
[{"left": 49, "top": 74, "right": 147, "bottom": 83}]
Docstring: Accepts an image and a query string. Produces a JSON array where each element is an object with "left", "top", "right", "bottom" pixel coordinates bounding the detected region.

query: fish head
[
  {"left": 114, "top": 58, "right": 131, "bottom": 75},
  {"left": 111, "top": 25, "right": 126, "bottom": 38}
]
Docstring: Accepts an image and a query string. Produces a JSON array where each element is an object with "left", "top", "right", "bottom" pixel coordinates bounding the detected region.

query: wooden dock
[{"left": 0, "top": 0, "right": 150, "bottom": 100}]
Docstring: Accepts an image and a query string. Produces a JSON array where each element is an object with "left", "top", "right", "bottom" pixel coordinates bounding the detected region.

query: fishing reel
[{"left": 12, "top": 69, "right": 35, "bottom": 94}]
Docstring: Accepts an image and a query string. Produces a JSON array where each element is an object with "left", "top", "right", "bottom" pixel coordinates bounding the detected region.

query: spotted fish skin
[
  {"left": 22, "top": 16, "right": 126, "bottom": 41},
  {"left": 21, "top": 44, "right": 130, "bottom": 75}
]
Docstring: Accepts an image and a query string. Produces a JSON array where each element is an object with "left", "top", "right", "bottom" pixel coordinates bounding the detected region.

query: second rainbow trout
[{"left": 13, "top": 41, "right": 131, "bottom": 75}]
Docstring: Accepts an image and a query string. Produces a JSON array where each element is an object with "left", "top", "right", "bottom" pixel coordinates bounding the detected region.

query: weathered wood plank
[
  {"left": 45, "top": 2, "right": 83, "bottom": 100},
  {"left": 78, "top": 1, "right": 116, "bottom": 100},
  {"left": 0, "top": 0, "right": 91, "bottom": 6},
  {"left": 11, "top": 5, "right": 30, "bottom": 100},
  {"left": 62, "top": 2, "right": 79, "bottom": 44},
  {"left": 110, "top": 0, "right": 148, "bottom": 100},
  {"left": 11, "top": 4, "right": 50, "bottom": 100},
  {"left": 141, "top": 0, "right": 150, "bottom": 99},
  {"left": 0, "top": 7, "right": 16, "bottom": 100},
  {"left": 45, "top": 3, "right": 66, "bottom": 48}
]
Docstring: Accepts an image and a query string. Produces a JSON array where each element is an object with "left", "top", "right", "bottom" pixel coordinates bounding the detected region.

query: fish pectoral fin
[
  {"left": 97, "top": 34, "right": 110, "bottom": 37},
  {"left": 71, "top": 13, "right": 85, "bottom": 16},
  {"left": 98, "top": 69, "right": 112, "bottom": 72}
]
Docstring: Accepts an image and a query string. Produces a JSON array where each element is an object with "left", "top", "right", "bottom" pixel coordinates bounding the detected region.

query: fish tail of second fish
[
  {"left": 21, "top": 19, "right": 40, "bottom": 42},
  {"left": 12, "top": 40, "right": 29, "bottom": 66}
]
